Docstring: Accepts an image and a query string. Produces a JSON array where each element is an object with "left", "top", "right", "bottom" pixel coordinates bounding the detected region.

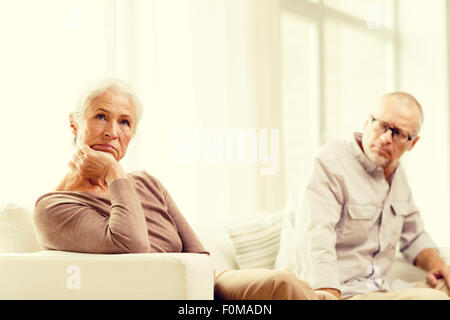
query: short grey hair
[
  {"left": 379, "top": 91, "right": 424, "bottom": 135},
  {"left": 73, "top": 78, "right": 143, "bottom": 133}
]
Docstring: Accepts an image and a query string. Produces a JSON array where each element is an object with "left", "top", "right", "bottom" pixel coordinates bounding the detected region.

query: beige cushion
[
  {"left": 228, "top": 211, "right": 283, "bottom": 269},
  {"left": 0, "top": 203, "right": 40, "bottom": 252}
]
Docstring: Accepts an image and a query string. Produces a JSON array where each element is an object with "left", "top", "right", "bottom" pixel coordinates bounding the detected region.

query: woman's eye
[
  {"left": 120, "top": 119, "right": 130, "bottom": 126},
  {"left": 96, "top": 114, "right": 106, "bottom": 120}
]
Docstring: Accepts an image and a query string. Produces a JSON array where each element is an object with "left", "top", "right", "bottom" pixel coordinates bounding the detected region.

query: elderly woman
[{"left": 33, "top": 78, "right": 318, "bottom": 300}]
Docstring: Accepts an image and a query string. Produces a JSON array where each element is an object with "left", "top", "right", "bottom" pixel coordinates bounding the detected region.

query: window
[
  {"left": 280, "top": 0, "right": 450, "bottom": 247},
  {"left": 280, "top": 0, "right": 396, "bottom": 193}
]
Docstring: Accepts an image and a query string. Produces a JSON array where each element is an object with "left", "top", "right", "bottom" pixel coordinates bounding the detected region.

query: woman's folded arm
[{"left": 33, "top": 178, "right": 150, "bottom": 254}]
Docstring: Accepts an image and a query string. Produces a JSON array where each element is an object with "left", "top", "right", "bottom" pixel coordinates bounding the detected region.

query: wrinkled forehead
[
  {"left": 87, "top": 89, "right": 136, "bottom": 116},
  {"left": 373, "top": 96, "right": 422, "bottom": 135}
]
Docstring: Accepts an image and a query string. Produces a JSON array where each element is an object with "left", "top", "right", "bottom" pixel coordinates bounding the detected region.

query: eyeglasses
[{"left": 370, "top": 115, "right": 415, "bottom": 144}]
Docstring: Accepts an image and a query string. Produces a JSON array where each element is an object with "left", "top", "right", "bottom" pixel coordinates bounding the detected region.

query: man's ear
[{"left": 408, "top": 136, "right": 420, "bottom": 151}]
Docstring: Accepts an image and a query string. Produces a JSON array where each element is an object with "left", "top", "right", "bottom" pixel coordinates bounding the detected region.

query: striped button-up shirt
[{"left": 276, "top": 133, "right": 437, "bottom": 298}]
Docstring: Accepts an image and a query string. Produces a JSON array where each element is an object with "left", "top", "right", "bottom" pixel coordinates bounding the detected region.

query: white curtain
[
  {"left": 0, "top": 0, "right": 111, "bottom": 206},
  {"left": 0, "top": 0, "right": 284, "bottom": 227},
  {"left": 117, "top": 0, "right": 285, "bottom": 226}
]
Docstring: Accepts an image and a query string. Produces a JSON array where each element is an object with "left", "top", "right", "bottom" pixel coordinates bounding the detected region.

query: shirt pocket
[
  {"left": 338, "top": 204, "right": 380, "bottom": 246},
  {"left": 388, "top": 201, "right": 411, "bottom": 244},
  {"left": 390, "top": 202, "right": 411, "bottom": 217}
]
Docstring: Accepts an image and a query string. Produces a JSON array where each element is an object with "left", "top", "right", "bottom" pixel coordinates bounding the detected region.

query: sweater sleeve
[
  {"left": 33, "top": 178, "right": 150, "bottom": 254},
  {"left": 161, "top": 185, "right": 209, "bottom": 255}
]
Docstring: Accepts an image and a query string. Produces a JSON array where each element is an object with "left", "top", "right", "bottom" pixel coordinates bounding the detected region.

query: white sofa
[
  {"left": 0, "top": 203, "right": 448, "bottom": 299},
  {"left": 193, "top": 212, "right": 450, "bottom": 292},
  {"left": 0, "top": 203, "right": 215, "bottom": 300}
]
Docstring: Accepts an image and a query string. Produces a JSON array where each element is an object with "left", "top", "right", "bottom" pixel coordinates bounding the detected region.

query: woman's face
[{"left": 70, "top": 89, "right": 137, "bottom": 161}]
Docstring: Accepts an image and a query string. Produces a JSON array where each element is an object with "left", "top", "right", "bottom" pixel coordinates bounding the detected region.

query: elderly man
[{"left": 276, "top": 92, "right": 450, "bottom": 299}]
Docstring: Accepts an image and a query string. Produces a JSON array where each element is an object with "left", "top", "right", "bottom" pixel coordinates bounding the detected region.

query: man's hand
[
  {"left": 426, "top": 263, "right": 450, "bottom": 288},
  {"left": 415, "top": 248, "right": 450, "bottom": 289},
  {"left": 315, "top": 288, "right": 341, "bottom": 300}
]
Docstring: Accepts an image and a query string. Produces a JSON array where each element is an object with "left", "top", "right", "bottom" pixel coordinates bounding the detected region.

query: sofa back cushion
[
  {"left": 227, "top": 211, "right": 283, "bottom": 270},
  {"left": 0, "top": 203, "right": 41, "bottom": 252}
]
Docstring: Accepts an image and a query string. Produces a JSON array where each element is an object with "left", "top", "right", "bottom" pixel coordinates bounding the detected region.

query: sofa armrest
[{"left": 0, "top": 251, "right": 214, "bottom": 300}]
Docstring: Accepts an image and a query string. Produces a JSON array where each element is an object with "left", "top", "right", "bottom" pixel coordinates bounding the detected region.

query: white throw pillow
[
  {"left": 0, "top": 203, "right": 41, "bottom": 252},
  {"left": 227, "top": 211, "right": 283, "bottom": 269}
]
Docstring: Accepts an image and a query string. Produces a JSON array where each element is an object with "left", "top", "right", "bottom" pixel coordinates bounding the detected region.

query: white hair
[{"left": 72, "top": 78, "right": 143, "bottom": 133}]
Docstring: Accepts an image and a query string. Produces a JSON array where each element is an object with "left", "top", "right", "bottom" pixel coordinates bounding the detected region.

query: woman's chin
[{"left": 92, "top": 146, "right": 119, "bottom": 159}]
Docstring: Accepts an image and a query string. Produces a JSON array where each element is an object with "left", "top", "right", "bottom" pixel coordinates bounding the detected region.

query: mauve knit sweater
[{"left": 33, "top": 170, "right": 208, "bottom": 255}]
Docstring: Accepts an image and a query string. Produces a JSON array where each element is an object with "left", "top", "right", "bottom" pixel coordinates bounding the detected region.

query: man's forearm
[{"left": 414, "top": 248, "right": 444, "bottom": 271}]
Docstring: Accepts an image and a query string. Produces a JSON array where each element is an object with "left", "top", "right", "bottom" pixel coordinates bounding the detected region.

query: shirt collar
[{"left": 349, "top": 132, "right": 385, "bottom": 176}]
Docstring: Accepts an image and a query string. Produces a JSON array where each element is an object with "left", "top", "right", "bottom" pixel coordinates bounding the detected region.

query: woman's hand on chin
[{"left": 69, "top": 144, "right": 123, "bottom": 186}]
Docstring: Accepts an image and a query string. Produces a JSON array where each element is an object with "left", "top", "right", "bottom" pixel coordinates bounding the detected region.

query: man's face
[
  {"left": 361, "top": 98, "right": 421, "bottom": 169},
  {"left": 70, "top": 89, "right": 137, "bottom": 161}
]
